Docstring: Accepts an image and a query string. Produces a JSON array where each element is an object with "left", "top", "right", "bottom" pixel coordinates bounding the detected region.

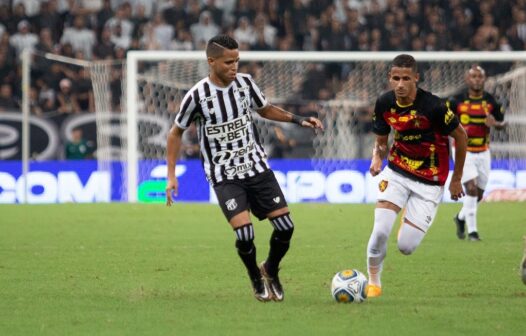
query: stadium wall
[{"left": 1, "top": 159, "right": 525, "bottom": 204}]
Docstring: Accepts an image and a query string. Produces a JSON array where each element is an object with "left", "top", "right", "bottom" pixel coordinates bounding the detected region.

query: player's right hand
[
  {"left": 166, "top": 177, "right": 179, "bottom": 206},
  {"left": 449, "top": 178, "right": 465, "bottom": 201},
  {"left": 369, "top": 157, "right": 383, "bottom": 176}
]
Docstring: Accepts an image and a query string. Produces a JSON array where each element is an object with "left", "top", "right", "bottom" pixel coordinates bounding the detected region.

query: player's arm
[
  {"left": 449, "top": 125, "right": 467, "bottom": 201},
  {"left": 369, "top": 96, "right": 390, "bottom": 176},
  {"left": 485, "top": 99, "right": 506, "bottom": 129},
  {"left": 166, "top": 125, "right": 185, "bottom": 206},
  {"left": 257, "top": 104, "right": 324, "bottom": 130},
  {"left": 370, "top": 135, "right": 388, "bottom": 176}
]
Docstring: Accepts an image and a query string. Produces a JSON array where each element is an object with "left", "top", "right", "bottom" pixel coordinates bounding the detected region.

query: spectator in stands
[
  {"left": 29, "top": 86, "right": 43, "bottom": 115},
  {"left": 64, "top": 127, "right": 94, "bottom": 160},
  {"left": 61, "top": 15, "right": 96, "bottom": 59},
  {"left": 234, "top": 16, "right": 256, "bottom": 46},
  {"left": 171, "top": 29, "right": 194, "bottom": 50},
  {"left": 93, "top": 26, "right": 115, "bottom": 59},
  {"left": 33, "top": 0, "right": 62, "bottom": 42},
  {"left": 0, "top": 51, "right": 17, "bottom": 88},
  {"left": 13, "top": 0, "right": 40, "bottom": 18},
  {"left": 75, "top": 68, "right": 95, "bottom": 113},
  {"left": 141, "top": 12, "right": 174, "bottom": 50},
  {"left": 190, "top": 11, "right": 219, "bottom": 48},
  {"left": 9, "top": 20, "right": 38, "bottom": 57},
  {"left": 163, "top": 0, "right": 187, "bottom": 29},
  {"left": 57, "top": 78, "right": 80, "bottom": 114},
  {"left": 105, "top": 3, "right": 134, "bottom": 42},
  {"left": 0, "top": 84, "right": 19, "bottom": 111},
  {"left": 96, "top": 0, "right": 114, "bottom": 34}
]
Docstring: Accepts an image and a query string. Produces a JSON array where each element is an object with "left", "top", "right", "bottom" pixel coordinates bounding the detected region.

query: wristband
[{"left": 291, "top": 114, "right": 307, "bottom": 125}]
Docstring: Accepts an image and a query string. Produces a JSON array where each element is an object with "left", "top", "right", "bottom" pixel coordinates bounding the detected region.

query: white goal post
[{"left": 125, "top": 51, "right": 526, "bottom": 203}]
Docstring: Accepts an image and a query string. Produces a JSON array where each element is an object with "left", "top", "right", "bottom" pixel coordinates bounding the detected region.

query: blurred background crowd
[{"left": 0, "top": 0, "right": 524, "bottom": 158}]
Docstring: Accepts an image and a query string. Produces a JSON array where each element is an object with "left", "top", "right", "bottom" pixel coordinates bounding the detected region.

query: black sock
[
  {"left": 234, "top": 224, "right": 260, "bottom": 279},
  {"left": 267, "top": 213, "right": 295, "bottom": 276}
]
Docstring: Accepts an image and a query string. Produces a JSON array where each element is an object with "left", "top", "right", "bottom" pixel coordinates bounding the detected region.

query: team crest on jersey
[
  {"left": 379, "top": 180, "right": 388, "bottom": 192},
  {"left": 273, "top": 197, "right": 280, "bottom": 203},
  {"left": 239, "top": 96, "right": 250, "bottom": 110},
  {"left": 225, "top": 198, "right": 238, "bottom": 211}
]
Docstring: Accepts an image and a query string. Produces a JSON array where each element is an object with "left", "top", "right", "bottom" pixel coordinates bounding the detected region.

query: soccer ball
[{"left": 331, "top": 269, "right": 368, "bottom": 303}]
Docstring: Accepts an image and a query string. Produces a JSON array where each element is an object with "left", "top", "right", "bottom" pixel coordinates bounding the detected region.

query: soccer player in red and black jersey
[
  {"left": 448, "top": 65, "right": 505, "bottom": 241},
  {"left": 365, "top": 54, "right": 467, "bottom": 298}
]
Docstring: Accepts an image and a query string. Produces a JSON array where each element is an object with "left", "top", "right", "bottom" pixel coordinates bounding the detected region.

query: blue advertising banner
[{"left": 1, "top": 159, "right": 525, "bottom": 204}]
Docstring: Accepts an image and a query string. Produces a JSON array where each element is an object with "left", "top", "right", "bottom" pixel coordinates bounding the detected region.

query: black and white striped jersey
[{"left": 174, "top": 73, "right": 271, "bottom": 185}]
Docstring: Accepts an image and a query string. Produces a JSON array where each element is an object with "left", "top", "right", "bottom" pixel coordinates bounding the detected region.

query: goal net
[{"left": 118, "top": 51, "right": 526, "bottom": 202}]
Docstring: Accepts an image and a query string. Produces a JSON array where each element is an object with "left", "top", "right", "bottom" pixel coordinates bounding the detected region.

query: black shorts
[{"left": 213, "top": 170, "right": 288, "bottom": 221}]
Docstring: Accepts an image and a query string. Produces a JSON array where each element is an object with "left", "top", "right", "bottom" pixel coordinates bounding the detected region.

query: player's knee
[
  {"left": 397, "top": 240, "right": 416, "bottom": 255},
  {"left": 372, "top": 230, "right": 389, "bottom": 246},
  {"left": 465, "top": 183, "right": 478, "bottom": 195},
  {"left": 269, "top": 212, "right": 294, "bottom": 241}
]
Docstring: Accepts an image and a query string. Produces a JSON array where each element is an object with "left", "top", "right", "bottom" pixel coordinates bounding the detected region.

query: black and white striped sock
[
  {"left": 267, "top": 213, "right": 295, "bottom": 276},
  {"left": 234, "top": 223, "right": 259, "bottom": 279}
]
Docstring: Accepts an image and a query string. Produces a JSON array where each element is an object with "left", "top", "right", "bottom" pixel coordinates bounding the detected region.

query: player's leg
[
  {"left": 247, "top": 170, "right": 291, "bottom": 301},
  {"left": 465, "top": 150, "right": 491, "bottom": 241},
  {"left": 397, "top": 183, "right": 442, "bottom": 255},
  {"left": 214, "top": 182, "right": 271, "bottom": 301},
  {"left": 367, "top": 201, "right": 401, "bottom": 297},
  {"left": 462, "top": 179, "right": 480, "bottom": 241},
  {"left": 455, "top": 153, "right": 477, "bottom": 239},
  {"left": 260, "top": 207, "right": 292, "bottom": 301},
  {"left": 366, "top": 169, "right": 409, "bottom": 297}
]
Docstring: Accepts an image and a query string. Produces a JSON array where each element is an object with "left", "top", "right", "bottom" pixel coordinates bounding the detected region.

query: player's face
[
  {"left": 466, "top": 68, "right": 485, "bottom": 93},
  {"left": 208, "top": 48, "right": 239, "bottom": 85},
  {"left": 388, "top": 67, "right": 419, "bottom": 102}
]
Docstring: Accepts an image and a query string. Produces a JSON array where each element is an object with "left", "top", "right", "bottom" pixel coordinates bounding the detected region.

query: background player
[
  {"left": 366, "top": 54, "right": 467, "bottom": 298},
  {"left": 165, "top": 35, "right": 323, "bottom": 302},
  {"left": 449, "top": 65, "right": 506, "bottom": 241}
]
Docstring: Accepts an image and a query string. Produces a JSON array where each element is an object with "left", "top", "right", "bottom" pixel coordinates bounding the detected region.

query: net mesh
[{"left": 94, "top": 55, "right": 526, "bottom": 200}]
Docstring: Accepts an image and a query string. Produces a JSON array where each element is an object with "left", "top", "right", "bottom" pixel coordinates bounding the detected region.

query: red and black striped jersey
[
  {"left": 448, "top": 91, "right": 504, "bottom": 153},
  {"left": 373, "top": 88, "right": 460, "bottom": 186}
]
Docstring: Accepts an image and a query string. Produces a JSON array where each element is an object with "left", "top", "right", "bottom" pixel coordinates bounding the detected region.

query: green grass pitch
[{"left": 1, "top": 202, "right": 525, "bottom": 335}]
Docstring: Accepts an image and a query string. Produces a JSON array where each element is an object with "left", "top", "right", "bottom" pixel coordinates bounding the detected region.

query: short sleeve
[
  {"left": 174, "top": 89, "right": 198, "bottom": 129},
  {"left": 488, "top": 95, "right": 505, "bottom": 122},
  {"left": 372, "top": 96, "right": 390, "bottom": 136},
  {"left": 434, "top": 99, "right": 460, "bottom": 135},
  {"left": 242, "top": 75, "right": 268, "bottom": 109}
]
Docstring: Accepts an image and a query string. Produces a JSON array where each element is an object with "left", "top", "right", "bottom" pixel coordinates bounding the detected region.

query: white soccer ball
[{"left": 331, "top": 269, "right": 368, "bottom": 303}]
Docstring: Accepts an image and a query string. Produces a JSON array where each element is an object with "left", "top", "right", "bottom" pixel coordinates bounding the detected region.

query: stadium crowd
[{"left": 0, "top": 0, "right": 524, "bottom": 157}]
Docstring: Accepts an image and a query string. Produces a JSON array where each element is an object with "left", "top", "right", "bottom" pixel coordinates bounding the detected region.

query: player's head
[
  {"left": 388, "top": 54, "right": 419, "bottom": 102},
  {"left": 206, "top": 35, "right": 239, "bottom": 85},
  {"left": 466, "top": 65, "right": 486, "bottom": 95}
]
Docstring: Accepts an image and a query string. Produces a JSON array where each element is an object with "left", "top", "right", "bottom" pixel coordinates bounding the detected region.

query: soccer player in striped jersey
[
  {"left": 165, "top": 35, "right": 323, "bottom": 302},
  {"left": 449, "top": 65, "right": 506, "bottom": 241},
  {"left": 366, "top": 54, "right": 467, "bottom": 298}
]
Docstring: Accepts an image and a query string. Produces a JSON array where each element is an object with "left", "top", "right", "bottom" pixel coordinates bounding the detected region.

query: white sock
[
  {"left": 367, "top": 208, "right": 397, "bottom": 287},
  {"left": 458, "top": 206, "right": 466, "bottom": 221},
  {"left": 464, "top": 195, "right": 478, "bottom": 233}
]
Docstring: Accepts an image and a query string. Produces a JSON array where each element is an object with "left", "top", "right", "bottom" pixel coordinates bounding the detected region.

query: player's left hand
[
  {"left": 166, "top": 177, "right": 179, "bottom": 206},
  {"left": 485, "top": 114, "right": 496, "bottom": 127},
  {"left": 300, "top": 117, "right": 324, "bottom": 131},
  {"left": 449, "top": 178, "right": 465, "bottom": 201}
]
